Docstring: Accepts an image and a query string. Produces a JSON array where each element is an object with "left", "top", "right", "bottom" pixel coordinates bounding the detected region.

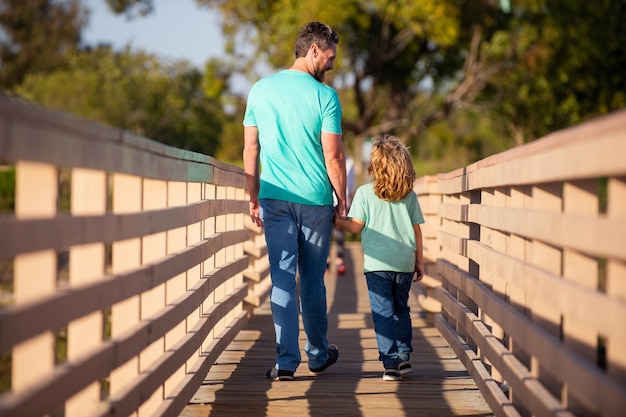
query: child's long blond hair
[{"left": 368, "top": 135, "right": 416, "bottom": 201}]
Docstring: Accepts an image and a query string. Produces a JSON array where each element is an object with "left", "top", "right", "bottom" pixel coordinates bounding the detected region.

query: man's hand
[{"left": 249, "top": 199, "right": 263, "bottom": 227}]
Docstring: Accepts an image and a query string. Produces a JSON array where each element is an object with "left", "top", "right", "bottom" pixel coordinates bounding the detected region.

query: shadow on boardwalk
[{"left": 181, "top": 242, "right": 493, "bottom": 417}]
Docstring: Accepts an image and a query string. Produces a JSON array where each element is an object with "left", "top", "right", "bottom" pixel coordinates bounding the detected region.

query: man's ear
[{"left": 310, "top": 44, "right": 319, "bottom": 58}]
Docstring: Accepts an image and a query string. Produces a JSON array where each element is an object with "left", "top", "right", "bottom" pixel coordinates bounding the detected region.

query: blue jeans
[
  {"left": 260, "top": 199, "right": 333, "bottom": 371},
  {"left": 365, "top": 271, "right": 414, "bottom": 369}
]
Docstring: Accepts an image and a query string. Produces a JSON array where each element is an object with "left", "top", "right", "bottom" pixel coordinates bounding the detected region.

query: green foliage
[
  {"left": 16, "top": 46, "right": 227, "bottom": 156},
  {"left": 483, "top": 0, "right": 626, "bottom": 142},
  {"left": 0, "top": 167, "right": 15, "bottom": 213},
  {"left": 195, "top": 0, "right": 524, "bottom": 169},
  {"left": 2, "top": 0, "right": 623, "bottom": 173},
  {"left": 413, "top": 107, "right": 512, "bottom": 176},
  {"left": 0, "top": 0, "right": 87, "bottom": 90},
  {"left": 0, "top": 352, "right": 10, "bottom": 394},
  {"left": 104, "top": 0, "right": 153, "bottom": 18},
  {"left": 195, "top": 0, "right": 626, "bottom": 171}
]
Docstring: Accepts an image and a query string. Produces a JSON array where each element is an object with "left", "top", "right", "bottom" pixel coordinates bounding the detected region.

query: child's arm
[
  {"left": 335, "top": 216, "right": 365, "bottom": 234},
  {"left": 413, "top": 224, "right": 425, "bottom": 282}
]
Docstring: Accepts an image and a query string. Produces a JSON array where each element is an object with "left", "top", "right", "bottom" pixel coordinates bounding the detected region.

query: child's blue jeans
[{"left": 365, "top": 271, "right": 414, "bottom": 369}]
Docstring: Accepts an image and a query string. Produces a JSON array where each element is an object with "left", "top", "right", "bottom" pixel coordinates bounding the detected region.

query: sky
[{"left": 82, "top": 0, "right": 225, "bottom": 69}]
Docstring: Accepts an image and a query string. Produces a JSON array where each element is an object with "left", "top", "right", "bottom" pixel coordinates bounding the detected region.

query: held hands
[
  {"left": 334, "top": 216, "right": 346, "bottom": 230},
  {"left": 333, "top": 202, "right": 348, "bottom": 229},
  {"left": 334, "top": 200, "right": 347, "bottom": 220}
]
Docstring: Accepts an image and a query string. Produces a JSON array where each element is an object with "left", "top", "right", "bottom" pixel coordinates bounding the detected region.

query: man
[{"left": 243, "top": 21, "right": 347, "bottom": 381}]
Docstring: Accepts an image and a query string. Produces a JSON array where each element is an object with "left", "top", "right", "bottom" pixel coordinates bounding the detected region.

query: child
[{"left": 335, "top": 135, "right": 425, "bottom": 381}]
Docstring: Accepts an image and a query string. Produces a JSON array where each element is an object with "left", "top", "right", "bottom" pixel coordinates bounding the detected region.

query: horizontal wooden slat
[
  {"left": 468, "top": 204, "right": 626, "bottom": 261},
  {"left": 466, "top": 240, "right": 626, "bottom": 348},
  {"left": 242, "top": 264, "right": 270, "bottom": 283},
  {"left": 243, "top": 241, "right": 268, "bottom": 259},
  {"left": 0, "top": 262, "right": 249, "bottom": 417},
  {"left": 152, "top": 309, "right": 250, "bottom": 417},
  {"left": 437, "top": 287, "right": 574, "bottom": 417},
  {"left": 437, "top": 109, "right": 626, "bottom": 193},
  {"left": 93, "top": 283, "right": 249, "bottom": 417},
  {"left": 244, "top": 273, "right": 272, "bottom": 308},
  {"left": 0, "top": 232, "right": 249, "bottom": 351},
  {"left": 438, "top": 259, "right": 626, "bottom": 417},
  {"left": 438, "top": 229, "right": 469, "bottom": 257},
  {"left": 435, "top": 315, "right": 522, "bottom": 417},
  {"left": 0, "top": 95, "right": 245, "bottom": 187},
  {"left": 0, "top": 199, "right": 248, "bottom": 259},
  {"left": 413, "top": 175, "right": 439, "bottom": 194},
  {"left": 465, "top": 134, "right": 626, "bottom": 190}
]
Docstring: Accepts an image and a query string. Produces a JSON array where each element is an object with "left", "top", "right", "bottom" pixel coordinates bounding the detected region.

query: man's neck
[{"left": 289, "top": 57, "right": 313, "bottom": 76}]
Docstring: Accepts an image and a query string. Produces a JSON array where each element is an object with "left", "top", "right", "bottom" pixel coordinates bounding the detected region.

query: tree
[
  {"left": 34, "top": 0, "right": 626, "bottom": 173},
  {"left": 487, "top": 0, "right": 626, "bottom": 142},
  {"left": 100, "top": 0, "right": 509, "bottom": 144},
  {"left": 189, "top": 0, "right": 520, "bottom": 173},
  {"left": 16, "top": 46, "right": 229, "bottom": 156},
  {"left": 103, "top": 1, "right": 626, "bottom": 146},
  {"left": 0, "top": 0, "right": 87, "bottom": 90},
  {"left": 103, "top": 0, "right": 153, "bottom": 18}
]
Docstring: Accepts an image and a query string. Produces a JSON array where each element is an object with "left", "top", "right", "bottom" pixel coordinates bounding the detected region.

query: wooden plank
[
  {"left": 468, "top": 205, "right": 626, "bottom": 261},
  {"left": 0, "top": 239, "right": 249, "bottom": 352},
  {"left": 437, "top": 286, "right": 575, "bottom": 417},
  {"left": 12, "top": 161, "right": 57, "bottom": 395},
  {"left": 181, "top": 243, "right": 493, "bottom": 417},
  {"left": 466, "top": 240, "right": 626, "bottom": 348},
  {"left": 66, "top": 168, "right": 107, "bottom": 417},
  {"left": 437, "top": 109, "right": 626, "bottom": 193},
  {"left": 435, "top": 315, "right": 522, "bottom": 417},
  {"left": 438, "top": 259, "right": 626, "bottom": 417},
  {"left": 0, "top": 199, "right": 249, "bottom": 259},
  {"left": 93, "top": 284, "right": 249, "bottom": 417},
  {"left": 0, "top": 94, "right": 245, "bottom": 186}
]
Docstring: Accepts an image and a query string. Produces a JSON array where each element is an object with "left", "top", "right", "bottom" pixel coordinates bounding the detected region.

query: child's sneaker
[
  {"left": 382, "top": 369, "right": 402, "bottom": 381},
  {"left": 266, "top": 367, "right": 294, "bottom": 381},
  {"left": 398, "top": 361, "right": 412, "bottom": 375}
]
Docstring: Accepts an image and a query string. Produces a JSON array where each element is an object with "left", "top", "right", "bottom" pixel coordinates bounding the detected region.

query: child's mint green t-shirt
[
  {"left": 243, "top": 70, "right": 342, "bottom": 206},
  {"left": 348, "top": 183, "right": 425, "bottom": 272}
]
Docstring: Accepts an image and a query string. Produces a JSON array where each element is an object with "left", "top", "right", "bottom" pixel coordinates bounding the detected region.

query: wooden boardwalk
[{"left": 181, "top": 243, "right": 493, "bottom": 417}]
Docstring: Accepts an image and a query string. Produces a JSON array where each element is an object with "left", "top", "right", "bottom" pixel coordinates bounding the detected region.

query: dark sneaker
[
  {"left": 266, "top": 367, "right": 294, "bottom": 381},
  {"left": 309, "top": 344, "right": 339, "bottom": 376},
  {"left": 382, "top": 369, "right": 402, "bottom": 381},
  {"left": 398, "top": 361, "right": 412, "bottom": 375}
]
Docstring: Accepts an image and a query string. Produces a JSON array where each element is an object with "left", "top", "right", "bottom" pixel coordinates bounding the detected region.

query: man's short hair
[{"left": 294, "top": 21, "right": 339, "bottom": 58}]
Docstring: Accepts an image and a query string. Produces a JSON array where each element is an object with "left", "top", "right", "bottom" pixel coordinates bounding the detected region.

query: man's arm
[
  {"left": 321, "top": 131, "right": 347, "bottom": 218},
  {"left": 243, "top": 125, "right": 262, "bottom": 227}
]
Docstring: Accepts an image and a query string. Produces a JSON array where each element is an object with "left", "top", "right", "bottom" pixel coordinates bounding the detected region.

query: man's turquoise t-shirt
[
  {"left": 348, "top": 183, "right": 425, "bottom": 272},
  {"left": 243, "top": 70, "right": 342, "bottom": 206}
]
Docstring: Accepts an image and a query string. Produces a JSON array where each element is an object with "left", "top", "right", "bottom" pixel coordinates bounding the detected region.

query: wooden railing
[
  {"left": 413, "top": 110, "right": 626, "bottom": 417},
  {"left": 2, "top": 92, "right": 625, "bottom": 417},
  {"left": 0, "top": 94, "right": 269, "bottom": 417}
]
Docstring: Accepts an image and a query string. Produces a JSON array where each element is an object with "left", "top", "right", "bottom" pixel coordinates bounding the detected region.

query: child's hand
[
  {"left": 335, "top": 216, "right": 364, "bottom": 234},
  {"left": 413, "top": 263, "right": 424, "bottom": 282}
]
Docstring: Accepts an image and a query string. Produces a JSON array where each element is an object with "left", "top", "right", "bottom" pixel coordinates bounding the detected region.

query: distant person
[
  {"left": 335, "top": 135, "right": 424, "bottom": 381},
  {"left": 329, "top": 155, "right": 356, "bottom": 274},
  {"left": 243, "top": 21, "right": 347, "bottom": 381}
]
